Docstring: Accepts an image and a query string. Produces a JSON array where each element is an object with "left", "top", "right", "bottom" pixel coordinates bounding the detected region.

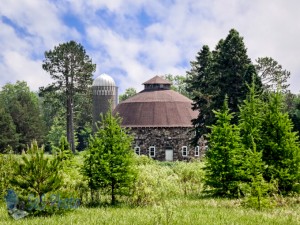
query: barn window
[
  {"left": 182, "top": 146, "right": 188, "bottom": 157},
  {"left": 149, "top": 146, "right": 155, "bottom": 157},
  {"left": 134, "top": 146, "right": 140, "bottom": 155},
  {"left": 195, "top": 146, "right": 200, "bottom": 156}
]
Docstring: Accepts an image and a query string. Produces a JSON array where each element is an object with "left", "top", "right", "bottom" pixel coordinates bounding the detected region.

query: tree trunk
[
  {"left": 111, "top": 182, "right": 116, "bottom": 205},
  {"left": 67, "top": 94, "right": 75, "bottom": 153}
]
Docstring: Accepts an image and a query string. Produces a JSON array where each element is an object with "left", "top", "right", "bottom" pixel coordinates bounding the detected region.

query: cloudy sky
[{"left": 1, "top": 0, "right": 300, "bottom": 94}]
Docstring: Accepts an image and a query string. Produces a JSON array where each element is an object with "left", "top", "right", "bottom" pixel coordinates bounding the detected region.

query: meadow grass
[{"left": 1, "top": 197, "right": 299, "bottom": 225}]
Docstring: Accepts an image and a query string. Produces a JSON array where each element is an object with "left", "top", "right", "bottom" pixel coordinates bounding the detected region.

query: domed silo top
[{"left": 92, "top": 73, "right": 116, "bottom": 87}]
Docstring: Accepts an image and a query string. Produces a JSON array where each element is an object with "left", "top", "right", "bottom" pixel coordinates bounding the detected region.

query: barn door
[{"left": 165, "top": 149, "right": 173, "bottom": 161}]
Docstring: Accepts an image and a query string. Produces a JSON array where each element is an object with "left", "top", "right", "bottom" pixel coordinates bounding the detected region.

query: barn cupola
[{"left": 142, "top": 75, "right": 172, "bottom": 90}]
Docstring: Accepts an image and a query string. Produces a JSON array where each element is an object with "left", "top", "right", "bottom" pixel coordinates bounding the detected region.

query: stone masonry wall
[{"left": 129, "top": 127, "right": 206, "bottom": 161}]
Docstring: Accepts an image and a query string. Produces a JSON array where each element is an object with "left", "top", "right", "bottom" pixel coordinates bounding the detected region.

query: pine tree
[
  {"left": 82, "top": 109, "right": 137, "bottom": 205},
  {"left": 41, "top": 41, "right": 96, "bottom": 153},
  {"left": 261, "top": 92, "right": 300, "bottom": 193},
  {"left": 255, "top": 57, "right": 290, "bottom": 92},
  {"left": 10, "top": 141, "right": 63, "bottom": 203},
  {"left": 205, "top": 97, "right": 243, "bottom": 197}
]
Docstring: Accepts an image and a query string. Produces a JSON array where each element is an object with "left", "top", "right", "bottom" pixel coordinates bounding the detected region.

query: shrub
[
  {"left": 10, "top": 141, "right": 63, "bottom": 203},
  {"left": 172, "top": 161, "right": 204, "bottom": 197},
  {"left": 130, "top": 163, "right": 180, "bottom": 206}
]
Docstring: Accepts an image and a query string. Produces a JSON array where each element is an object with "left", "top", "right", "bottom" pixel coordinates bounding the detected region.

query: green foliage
[
  {"left": 41, "top": 40, "right": 96, "bottom": 153},
  {"left": 238, "top": 80, "right": 271, "bottom": 208},
  {"left": 205, "top": 98, "right": 244, "bottom": 197},
  {"left": 0, "top": 81, "right": 45, "bottom": 152},
  {"left": 46, "top": 111, "right": 66, "bottom": 149},
  {"left": 213, "top": 29, "right": 257, "bottom": 116},
  {"left": 130, "top": 163, "right": 180, "bottom": 206},
  {"left": 10, "top": 141, "right": 63, "bottom": 203},
  {"left": 163, "top": 74, "right": 191, "bottom": 98},
  {"left": 187, "top": 29, "right": 262, "bottom": 145},
  {"left": 186, "top": 45, "right": 215, "bottom": 144},
  {"left": 119, "top": 88, "right": 137, "bottom": 102},
  {"left": 0, "top": 106, "right": 18, "bottom": 152},
  {"left": 286, "top": 93, "right": 300, "bottom": 134},
  {"left": 172, "top": 161, "right": 204, "bottom": 197},
  {"left": 82, "top": 109, "right": 137, "bottom": 205},
  {"left": 0, "top": 151, "right": 16, "bottom": 200},
  {"left": 255, "top": 57, "right": 291, "bottom": 92},
  {"left": 261, "top": 92, "right": 300, "bottom": 193}
]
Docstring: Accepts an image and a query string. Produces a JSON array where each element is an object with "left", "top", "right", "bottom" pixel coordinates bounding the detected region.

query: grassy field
[
  {"left": 1, "top": 155, "right": 300, "bottom": 224},
  {"left": 1, "top": 197, "right": 299, "bottom": 225}
]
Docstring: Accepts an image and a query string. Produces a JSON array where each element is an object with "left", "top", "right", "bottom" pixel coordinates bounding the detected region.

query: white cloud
[
  {"left": 0, "top": 50, "right": 51, "bottom": 90},
  {"left": 1, "top": 0, "right": 300, "bottom": 94}
]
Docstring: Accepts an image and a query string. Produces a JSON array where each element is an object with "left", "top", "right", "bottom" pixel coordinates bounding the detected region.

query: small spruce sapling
[
  {"left": 82, "top": 108, "right": 137, "bottom": 205},
  {"left": 204, "top": 97, "right": 244, "bottom": 197}
]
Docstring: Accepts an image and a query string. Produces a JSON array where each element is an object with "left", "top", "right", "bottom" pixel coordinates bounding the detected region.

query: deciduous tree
[
  {"left": 163, "top": 74, "right": 191, "bottom": 98},
  {"left": 119, "top": 88, "right": 137, "bottom": 102},
  {"left": 0, "top": 81, "right": 45, "bottom": 152}
]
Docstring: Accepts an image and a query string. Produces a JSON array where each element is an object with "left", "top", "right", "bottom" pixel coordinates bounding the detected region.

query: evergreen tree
[
  {"left": 213, "top": 29, "right": 262, "bottom": 121},
  {"left": 10, "top": 141, "right": 63, "bottom": 203},
  {"left": 261, "top": 92, "right": 300, "bottom": 193},
  {"left": 186, "top": 29, "right": 262, "bottom": 145},
  {"left": 186, "top": 45, "right": 215, "bottom": 145},
  {"left": 41, "top": 41, "right": 96, "bottom": 153},
  {"left": 82, "top": 109, "right": 137, "bottom": 205},
  {"left": 238, "top": 80, "right": 269, "bottom": 207},
  {"left": 239, "top": 80, "right": 264, "bottom": 152},
  {"left": 255, "top": 57, "right": 290, "bottom": 92},
  {"left": 205, "top": 97, "right": 243, "bottom": 197}
]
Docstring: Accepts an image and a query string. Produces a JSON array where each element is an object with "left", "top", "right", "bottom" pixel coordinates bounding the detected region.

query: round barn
[{"left": 113, "top": 75, "right": 203, "bottom": 161}]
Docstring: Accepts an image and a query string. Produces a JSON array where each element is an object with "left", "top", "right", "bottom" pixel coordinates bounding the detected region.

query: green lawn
[{"left": 1, "top": 198, "right": 299, "bottom": 225}]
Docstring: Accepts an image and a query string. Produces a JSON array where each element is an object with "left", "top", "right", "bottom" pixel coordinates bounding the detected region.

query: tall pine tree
[{"left": 41, "top": 41, "right": 96, "bottom": 153}]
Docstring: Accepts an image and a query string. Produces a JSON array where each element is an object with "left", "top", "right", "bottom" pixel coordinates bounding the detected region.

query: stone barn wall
[{"left": 129, "top": 127, "right": 206, "bottom": 161}]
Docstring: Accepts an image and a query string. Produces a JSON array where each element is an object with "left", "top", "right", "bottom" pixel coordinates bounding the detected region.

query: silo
[{"left": 92, "top": 73, "right": 118, "bottom": 131}]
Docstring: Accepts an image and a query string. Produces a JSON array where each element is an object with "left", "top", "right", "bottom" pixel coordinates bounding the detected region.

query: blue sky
[{"left": 1, "top": 0, "right": 300, "bottom": 94}]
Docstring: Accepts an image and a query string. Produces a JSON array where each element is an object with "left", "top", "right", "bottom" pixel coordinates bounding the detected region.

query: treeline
[
  {"left": 0, "top": 41, "right": 95, "bottom": 153},
  {"left": 1, "top": 29, "right": 300, "bottom": 155}
]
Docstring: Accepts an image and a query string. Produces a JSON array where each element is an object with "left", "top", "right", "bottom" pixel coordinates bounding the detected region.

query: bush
[
  {"left": 130, "top": 163, "right": 181, "bottom": 206},
  {"left": 0, "top": 148, "right": 17, "bottom": 201},
  {"left": 172, "top": 161, "right": 204, "bottom": 197}
]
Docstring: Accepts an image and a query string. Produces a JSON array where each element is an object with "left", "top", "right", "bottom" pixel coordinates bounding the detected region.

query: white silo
[{"left": 92, "top": 73, "right": 118, "bottom": 130}]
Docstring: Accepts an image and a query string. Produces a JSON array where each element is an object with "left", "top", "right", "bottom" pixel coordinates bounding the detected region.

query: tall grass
[
  {"left": 1, "top": 198, "right": 299, "bottom": 225},
  {"left": 1, "top": 154, "right": 300, "bottom": 224}
]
